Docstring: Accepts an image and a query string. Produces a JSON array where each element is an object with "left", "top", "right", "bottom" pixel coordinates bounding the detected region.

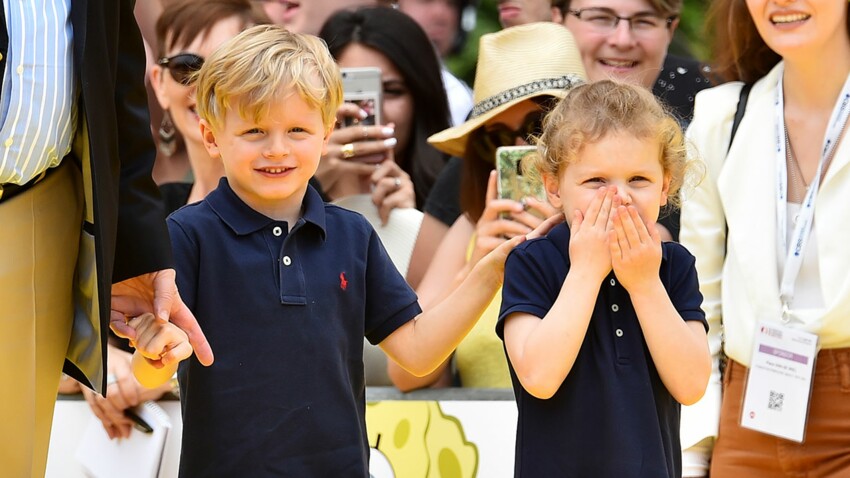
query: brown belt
[{"left": 0, "top": 168, "right": 53, "bottom": 204}]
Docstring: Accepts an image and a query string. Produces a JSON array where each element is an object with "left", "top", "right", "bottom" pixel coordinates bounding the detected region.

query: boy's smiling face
[
  {"left": 545, "top": 130, "right": 670, "bottom": 227},
  {"left": 201, "top": 91, "right": 331, "bottom": 221}
]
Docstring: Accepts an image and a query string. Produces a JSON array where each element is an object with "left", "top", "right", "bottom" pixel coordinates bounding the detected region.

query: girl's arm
[
  {"left": 502, "top": 269, "right": 601, "bottom": 399},
  {"left": 610, "top": 205, "right": 711, "bottom": 405},
  {"left": 502, "top": 188, "right": 617, "bottom": 399}
]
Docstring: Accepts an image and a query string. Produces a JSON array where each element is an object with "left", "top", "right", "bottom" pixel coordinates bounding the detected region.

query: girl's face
[
  {"left": 745, "top": 0, "right": 850, "bottom": 59},
  {"left": 337, "top": 43, "right": 414, "bottom": 159},
  {"left": 563, "top": 0, "right": 676, "bottom": 89},
  {"left": 151, "top": 16, "right": 245, "bottom": 149},
  {"left": 545, "top": 130, "right": 670, "bottom": 226}
]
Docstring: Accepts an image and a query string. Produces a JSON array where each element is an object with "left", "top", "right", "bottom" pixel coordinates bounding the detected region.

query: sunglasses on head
[
  {"left": 472, "top": 110, "right": 545, "bottom": 161},
  {"left": 157, "top": 53, "right": 204, "bottom": 86}
]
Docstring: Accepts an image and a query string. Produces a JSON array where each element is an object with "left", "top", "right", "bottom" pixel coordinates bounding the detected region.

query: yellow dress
[{"left": 453, "top": 235, "right": 512, "bottom": 388}]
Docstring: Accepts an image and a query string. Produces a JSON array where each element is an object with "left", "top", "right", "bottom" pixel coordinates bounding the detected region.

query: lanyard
[{"left": 774, "top": 65, "right": 850, "bottom": 321}]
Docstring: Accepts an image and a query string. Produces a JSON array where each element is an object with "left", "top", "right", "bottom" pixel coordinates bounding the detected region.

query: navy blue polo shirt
[
  {"left": 497, "top": 223, "right": 706, "bottom": 478},
  {"left": 167, "top": 178, "right": 421, "bottom": 477}
]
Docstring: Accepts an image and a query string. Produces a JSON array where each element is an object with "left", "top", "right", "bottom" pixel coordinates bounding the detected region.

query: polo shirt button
[
  {"left": 615, "top": 328, "right": 624, "bottom": 337},
  {"left": 611, "top": 304, "right": 619, "bottom": 312},
  {"left": 282, "top": 256, "right": 292, "bottom": 266},
  {"left": 272, "top": 226, "right": 282, "bottom": 236},
  {"left": 610, "top": 278, "right": 616, "bottom": 286}
]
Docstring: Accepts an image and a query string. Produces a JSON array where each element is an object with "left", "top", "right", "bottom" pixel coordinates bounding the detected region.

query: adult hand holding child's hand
[{"left": 126, "top": 313, "right": 192, "bottom": 389}]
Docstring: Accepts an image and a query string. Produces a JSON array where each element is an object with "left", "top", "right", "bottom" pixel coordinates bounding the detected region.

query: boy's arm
[
  {"left": 381, "top": 213, "right": 566, "bottom": 378},
  {"left": 380, "top": 235, "right": 522, "bottom": 377},
  {"left": 127, "top": 313, "right": 192, "bottom": 388},
  {"left": 387, "top": 216, "right": 474, "bottom": 392},
  {"left": 610, "top": 205, "right": 711, "bottom": 405}
]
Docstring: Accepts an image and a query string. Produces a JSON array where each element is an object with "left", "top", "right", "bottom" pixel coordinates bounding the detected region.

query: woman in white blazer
[{"left": 681, "top": 0, "right": 850, "bottom": 476}]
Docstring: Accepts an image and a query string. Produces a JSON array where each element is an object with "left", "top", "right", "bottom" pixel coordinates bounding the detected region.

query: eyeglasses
[
  {"left": 568, "top": 7, "right": 676, "bottom": 36},
  {"left": 472, "top": 110, "right": 544, "bottom": 161},
  {"left": 157, "top": 53, "right": 204, "bottom": 85}
]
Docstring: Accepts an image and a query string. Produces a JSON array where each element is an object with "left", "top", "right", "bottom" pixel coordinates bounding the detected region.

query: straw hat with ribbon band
[{"left": 428, "top": 22, "right": 587, "bottom": 158}]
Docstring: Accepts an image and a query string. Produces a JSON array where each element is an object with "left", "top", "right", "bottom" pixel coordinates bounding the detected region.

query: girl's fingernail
[
  {"left": 383, "top": 138, "right": 397, "bottom": 148},
  {"left": 382, "top": 126, "right": 394, "bottom": 136},
  {"left": 359, "top": 109, "right": 368, "bottom": 119}
]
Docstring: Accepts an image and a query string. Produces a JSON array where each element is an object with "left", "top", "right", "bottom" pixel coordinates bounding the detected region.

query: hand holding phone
[{"left": 495, "top": 145, "right": 547, "bottom": 218}]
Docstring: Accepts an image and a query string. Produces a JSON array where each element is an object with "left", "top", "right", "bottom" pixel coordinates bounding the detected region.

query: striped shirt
[{"left": 0, "top": 0, "right": 76, "bottom": 185}]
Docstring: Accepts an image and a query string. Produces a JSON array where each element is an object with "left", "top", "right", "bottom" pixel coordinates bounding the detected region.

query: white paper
[{"left": 75, "top": 401, "right": 172, "bottom": 478}]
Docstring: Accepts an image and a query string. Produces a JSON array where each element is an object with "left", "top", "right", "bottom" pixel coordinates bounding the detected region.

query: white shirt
[
  {"left": 441, "top": 67, "right": 472, "bottom": 126},
  {"left": 0, "top": 0, "right": 76, "bottom": 185}
]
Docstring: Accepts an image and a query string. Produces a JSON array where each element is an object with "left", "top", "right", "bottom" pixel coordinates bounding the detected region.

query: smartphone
[
  {"left": 341, "top": 67, "right": 382, "bottom": 127},
  {"left": 496, "top": 145, "right": 547, "bottom": 218}
]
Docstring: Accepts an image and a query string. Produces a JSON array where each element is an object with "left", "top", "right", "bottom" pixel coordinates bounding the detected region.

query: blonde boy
[{"left": 150, "top": 25, "right": 541, "bottom": 475}]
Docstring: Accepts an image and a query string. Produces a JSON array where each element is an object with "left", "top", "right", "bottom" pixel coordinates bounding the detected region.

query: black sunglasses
[
  {"left": 472, "top": 110, "right": 545, "bottom": 161},
  {"left": 157, "top": 53, "right": 204, "bottom": 85}
]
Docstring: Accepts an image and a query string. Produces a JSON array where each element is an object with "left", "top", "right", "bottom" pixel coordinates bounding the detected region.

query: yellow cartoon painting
[{"left": 366, "top": 401, "right": 479, "bottom": 478}]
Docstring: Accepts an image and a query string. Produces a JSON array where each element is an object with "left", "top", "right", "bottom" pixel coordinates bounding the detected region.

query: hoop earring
[{"left": 158, "top": 111, "right": 177, "bottom": 156}]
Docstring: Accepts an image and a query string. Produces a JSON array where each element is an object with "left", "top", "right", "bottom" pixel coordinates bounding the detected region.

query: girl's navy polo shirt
[
  {"left": 167, "top": 179, "right": 421, "bottom": 476},
  {"left": 497, "top": 223, "right": 707, "bottom": 478}
]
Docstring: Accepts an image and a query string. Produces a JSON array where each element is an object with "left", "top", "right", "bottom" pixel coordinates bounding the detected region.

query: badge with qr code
[{"left": 740, "top": 321, "right": 818, "bottom": 442}]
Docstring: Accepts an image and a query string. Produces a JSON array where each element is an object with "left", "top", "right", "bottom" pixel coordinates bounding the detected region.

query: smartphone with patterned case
[{"left": 495, "top": 145, "right": 547, "bottom": 219}]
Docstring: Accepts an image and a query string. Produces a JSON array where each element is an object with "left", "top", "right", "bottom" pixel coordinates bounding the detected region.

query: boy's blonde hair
[
  {"left": 529, "top": 80, "right": 696, "bottom": 208},
  {"left": 195, "top": 24, "right": 343, "bottom": 132}
]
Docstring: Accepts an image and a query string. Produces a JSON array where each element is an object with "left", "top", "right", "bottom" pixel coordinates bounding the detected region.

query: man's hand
[{"left": 110, "top": 269, "right": 214, "bottom": 366}]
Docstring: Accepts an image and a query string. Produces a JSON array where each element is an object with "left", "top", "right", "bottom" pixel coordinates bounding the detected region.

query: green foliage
[{"left": 444, "top": 0, "right": 711, "bottom": 85}]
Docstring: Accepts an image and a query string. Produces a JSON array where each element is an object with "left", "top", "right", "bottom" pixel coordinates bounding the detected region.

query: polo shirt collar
[
  {"left": 546, "top": 222, "right": 670, "bottom": 263},
  {"left": 206, "top": 178, "right": 327, "bottom": 239}
]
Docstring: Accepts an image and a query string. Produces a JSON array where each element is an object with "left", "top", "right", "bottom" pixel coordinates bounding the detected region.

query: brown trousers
[
  {"left": 0, "top": 161, "right": 83, "bottom": 477},
  {"left": 711, "top": 350, "right": 850, "bottom": 477}
]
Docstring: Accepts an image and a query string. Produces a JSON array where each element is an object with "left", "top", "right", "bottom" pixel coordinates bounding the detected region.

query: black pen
[{"left": 124, "top": 408, "right": 154, "bottom": 434}]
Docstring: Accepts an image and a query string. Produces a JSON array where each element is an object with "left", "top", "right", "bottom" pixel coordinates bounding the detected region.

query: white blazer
[{"left": 679, "top": 62, "right": 850, "bottom": 448}]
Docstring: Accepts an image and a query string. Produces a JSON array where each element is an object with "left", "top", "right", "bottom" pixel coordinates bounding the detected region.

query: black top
[
  {"left": 159, "top": 182, "right": 192, "bottom": 216},
  {"left": 497, "top": 223, "right": 707, "bottom": 478},
  {"left": 169, "top": 179, "right": 421, "bottom": 476},
  {"left": 424, "top": 155, "right": 463, "bottom": 227},
  {"left": 652, "top": 54, "right": 713, "bottom": 129}
]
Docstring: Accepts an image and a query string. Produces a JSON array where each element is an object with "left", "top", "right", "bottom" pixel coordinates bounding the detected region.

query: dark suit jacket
[{"left": 1, "top": 0, "right": 173, "bottom": 394}]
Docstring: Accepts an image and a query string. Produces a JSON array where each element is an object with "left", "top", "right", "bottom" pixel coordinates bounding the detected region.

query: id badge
[{"left": 740, "top": 321, "right": 818, "bottom": 443}]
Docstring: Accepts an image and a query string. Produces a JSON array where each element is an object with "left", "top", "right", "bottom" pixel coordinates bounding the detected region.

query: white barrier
[{"left": 46, "top": 388, "right": 518, "bottom": 477}]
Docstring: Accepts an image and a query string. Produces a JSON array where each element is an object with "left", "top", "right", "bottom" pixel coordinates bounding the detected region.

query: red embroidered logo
[{"left": 339, "top": 272, "right": 348, "bottom": 291}]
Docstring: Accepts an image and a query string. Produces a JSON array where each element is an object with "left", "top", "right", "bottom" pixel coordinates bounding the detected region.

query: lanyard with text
[
  {"left": 774, "top": 65, "right": 850, "bottom": 319},
  {"left": 742, "top": 66, "right": 850, "bottom": 443}
]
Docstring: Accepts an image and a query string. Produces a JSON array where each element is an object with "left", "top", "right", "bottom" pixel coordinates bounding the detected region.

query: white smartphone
[{"left": 341, "top": 67, "right": 382, "bottom": 127}]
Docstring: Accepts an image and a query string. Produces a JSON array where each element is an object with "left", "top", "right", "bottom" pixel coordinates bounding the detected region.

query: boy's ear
[
  {"left": 660, "top": 173, "right": 672, "bottom": 206},
  {"left": 321, "top": 124, "right": 335, "bottom": 156},
  {"left": 543, "top": 172, "right": 563, "bottom": 209},
  {"left": 199, "top": 119, "right": 221, "bottom": 159}
]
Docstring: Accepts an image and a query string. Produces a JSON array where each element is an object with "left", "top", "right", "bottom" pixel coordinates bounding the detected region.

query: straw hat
[{"left": 428, "top": 22, "right": 586, "bottom": 158}]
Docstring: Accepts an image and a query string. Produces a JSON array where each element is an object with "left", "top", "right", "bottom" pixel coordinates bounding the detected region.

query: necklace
[{"left": 784, "top": 126, "right": 808, "bottom": 204}]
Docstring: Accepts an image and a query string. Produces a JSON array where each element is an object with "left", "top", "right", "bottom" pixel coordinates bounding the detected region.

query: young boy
[{"left": 145, "top": 25, "right": 539, "bottom": 476}]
